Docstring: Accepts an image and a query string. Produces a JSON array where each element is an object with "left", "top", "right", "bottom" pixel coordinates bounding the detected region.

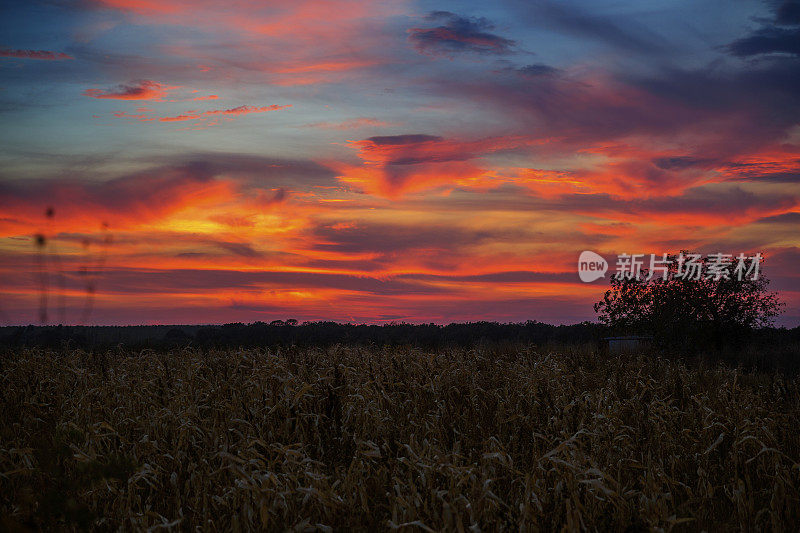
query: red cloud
[
  {"left": 331, "top": 134, "right": 529, "bottom": 196},
  {"left": 83, "top": 80, "right": 172, "bottom": 101},
  {"left": 0, "top": 48, "right": 73, "bottom": 60},
  {"left": 306, "top": 117, "right": 392, "bottom": 130},
  {"left": 155, "top": 104, "right": 290, "bottom": 122},
  {"left": 158, "top": 113, "right": 201, "bottom": 122},
  {"left": 204, "top": 104, "right": 290, "bottom": 116},
  {"left": 92, "top": 1, "right": 402, "bottom": 86}
]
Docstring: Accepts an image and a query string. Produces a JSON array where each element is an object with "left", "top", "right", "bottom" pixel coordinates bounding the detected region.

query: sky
[{"left": 0, "top": 0, "right": 799, "bottom": 326}]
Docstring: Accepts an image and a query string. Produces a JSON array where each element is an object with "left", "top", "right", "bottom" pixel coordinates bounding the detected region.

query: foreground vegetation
[{"left": 1, "top": 345, "right": 799, "bottom": 530}]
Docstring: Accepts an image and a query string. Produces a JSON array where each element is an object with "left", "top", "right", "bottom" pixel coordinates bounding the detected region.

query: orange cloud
[
  {"left": 306, "top": 118, "right": 392, "bottom": 130},
  {"left": 156, "top": 104, "right": 291, "bottom": 124},
  {"left": 205, "top": 104, "right": 290, "bottom": 116},
  {"left": 0, "top": 168, "right": 236, "bottom": 236},
  {"left": 515, "top": 169, "right": 594, "bottom": 198},
  {"left": 158, "top": 113, "right": 199, "bottom": 122},
  {"left": 331, "top": 134, "right": 529, "bottom": 196},
  {"left": 84, "top": 80, "right": 173, "bottom": 101}
]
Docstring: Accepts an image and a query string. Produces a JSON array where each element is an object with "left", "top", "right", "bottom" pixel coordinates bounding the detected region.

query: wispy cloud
[
  {"left": 305, "top": 117, "right": 392, "bottom": 130},
  {"left": 0, "top": 48, "right": 73, "bottom": 60},
  {"left": 156, "top": 104, "right": 291, "bottom": 124}
]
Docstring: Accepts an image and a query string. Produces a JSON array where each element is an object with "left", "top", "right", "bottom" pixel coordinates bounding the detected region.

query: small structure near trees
[{"left": 604, "top": 335, "right": 653, "bottom": 353}]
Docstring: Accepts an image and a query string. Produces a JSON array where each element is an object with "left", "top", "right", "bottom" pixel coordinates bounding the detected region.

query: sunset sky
[{"left": 1, "top": 0, "right": 799, "bottom": 326}]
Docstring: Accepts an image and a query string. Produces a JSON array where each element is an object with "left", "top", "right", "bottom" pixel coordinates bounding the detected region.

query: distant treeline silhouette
[
  {"left": 1, "top": 321, "right": 598, "bottom": 349},
  {"left": 2, "top": 320, "right": 799, "bottom": 360},
  {"left": 1, "top": 321, "right": 605, "bottom": 349}
]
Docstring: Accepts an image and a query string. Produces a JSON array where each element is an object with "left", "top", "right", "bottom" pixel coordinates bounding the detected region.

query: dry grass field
[{"left": 1, "top": 344, "right": 799, "bottom": 531}]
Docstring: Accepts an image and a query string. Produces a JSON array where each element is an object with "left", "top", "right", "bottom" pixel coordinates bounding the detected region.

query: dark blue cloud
[
  {"left": 728, "top": 26, "right": 800, "bottom": 56},
  {"left": 652, "top": 157, "right": 716, "bottom": 170},
  {"left": 506, "top": 0, "right": 665, "bottom": 55},
  {"left": 756, "top": 212, "right": 800, "bottom": 223},
  {"left": 512, "top": 63, "right": 560, "bottom": 77},
  {"left": 365, "top": 134, "right": 443, "bottom": 146},
  {"left": 775, "top": 0, "right": 800, "bottom": 25},
  {"left": 408, "top": 11, "right": 516, "bottom": 56},
  {"left": 727, "top": 0, "right": 800, "bottom": 57},
  {"left": 308, "top": 221, "right": 511, "bottom": 254}
]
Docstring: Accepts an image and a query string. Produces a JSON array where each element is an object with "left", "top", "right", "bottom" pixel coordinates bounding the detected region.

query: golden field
[{"left": 1, "top": 345, "right": 799, "bottom": 531}]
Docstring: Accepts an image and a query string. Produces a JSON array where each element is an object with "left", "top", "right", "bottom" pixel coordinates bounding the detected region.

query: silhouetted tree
[{"left": 594, "top": 252, "right": 783, "bottom": 351}]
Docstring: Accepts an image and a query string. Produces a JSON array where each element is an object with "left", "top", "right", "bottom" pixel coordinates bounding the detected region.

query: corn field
[{"left": 1, "top": 345, "right": 799, "bottom": 531}]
